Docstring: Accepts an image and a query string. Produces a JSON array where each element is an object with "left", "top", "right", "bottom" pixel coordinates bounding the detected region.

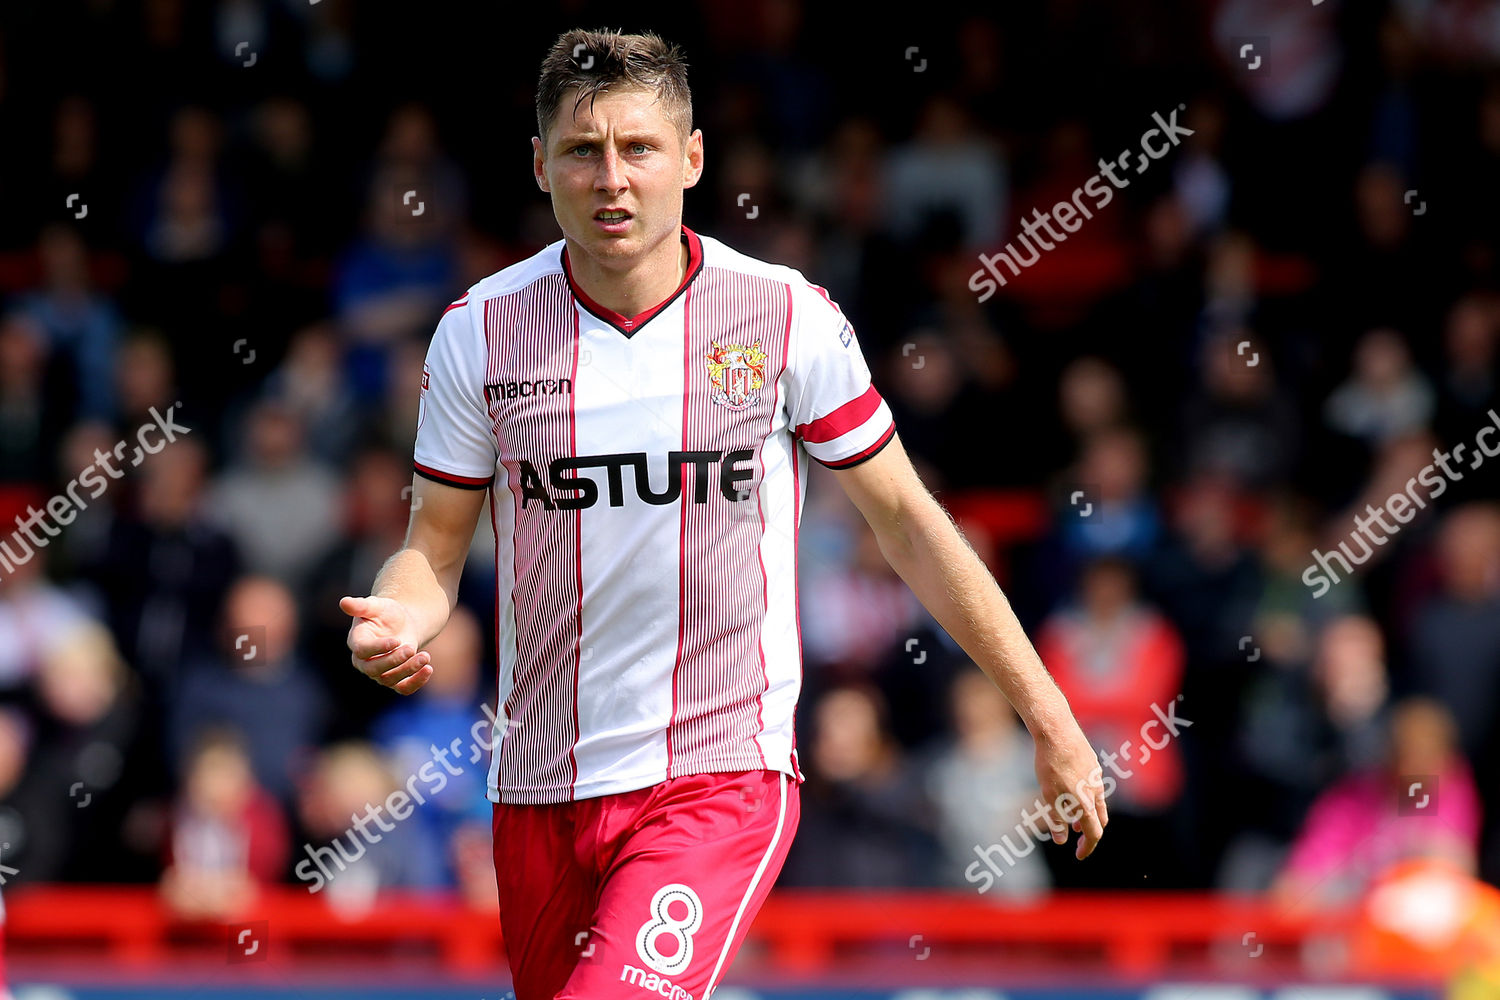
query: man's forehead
[{"left": 551, "top": 85, "right": 671, "bottom": 138}]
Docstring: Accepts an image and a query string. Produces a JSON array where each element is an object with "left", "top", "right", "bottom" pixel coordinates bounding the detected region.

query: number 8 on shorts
[{"left": 635, "top": 883, "right": 704, "bottom": 976}]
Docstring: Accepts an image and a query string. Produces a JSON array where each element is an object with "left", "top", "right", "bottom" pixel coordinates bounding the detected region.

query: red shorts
[{"left": 492, "top": 769, "right": 800, "bottom": 1000}]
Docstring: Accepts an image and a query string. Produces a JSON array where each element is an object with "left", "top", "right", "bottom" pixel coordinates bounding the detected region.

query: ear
[
  {"left": 532, "top": 137, "right": 550, "bottom": 193},
  {"left": 682, "top": 129, "right": 704, "bottom": 190}
]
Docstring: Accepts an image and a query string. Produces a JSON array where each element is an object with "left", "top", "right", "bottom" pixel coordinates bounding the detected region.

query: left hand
[{"left": 1032, "top": 717, "right": 1109, "bottom": 860}]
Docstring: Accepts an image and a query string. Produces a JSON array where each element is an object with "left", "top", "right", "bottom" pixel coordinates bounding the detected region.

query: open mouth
[{"left": 594, "top": 209, "right": 633, "bottom": 223}]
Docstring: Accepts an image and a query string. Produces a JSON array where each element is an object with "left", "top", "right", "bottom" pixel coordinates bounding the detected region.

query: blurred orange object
[{"left": 1349, "top": 857, "right": 1500, "bottom": 977}]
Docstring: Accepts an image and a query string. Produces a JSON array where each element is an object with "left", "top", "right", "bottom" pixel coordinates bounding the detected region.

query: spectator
[
  {"left": 131, "top": 106, "right": 240, "bottom": 267},
  {"left": 260, "top": 323, "right": 361, "bottom": 467},
  {"left": 244, "top": 96, "right": 342, "bottom": 259},
  {"left": 170, "top": 575, "right": 328, "bottom": 806},
  {"left": 1248, "top": 492, "right": 1366, "bottom": 653},
  {"left": 1324, "top": 328, "right": 1435, "bottom": 451},
  {"left": 1311, "top": 431, "right": 1466, "bottom": 640},
  {"left": 1172, "top": 98, "right": 1232, "bottom": 242},
  {"left": 16, "top": 225, "right": 122, "bottom": 424},
  {"left": 160, "top": 727, "right": 288, "bottom": 920},
  {"left": 1231, "top": 614, "right": 1395, "bottom": 891},
  {"left": 1212, "top": 0, "right": 1341, "bottom": 123},
  {"left": 1272, "top": 697, "right": 1482, "bottom": 910},
  {"left": 334, "top": 104, "right": 464, "bottom": 399},
  {"left": 47, "top": 421, "right": 126, "bottom": 582},
  {"left": 1178, "top": 331, "right": 1301, "bottom": 490},
  {"left": 922, "top": 669, "right": 1049, "bottom": 896},
  {"left": 1035, "top": 555, "right": 1189, "bottom": 885},
  {"left": 788, "top": 117, "right": 896, "bottom": 329},
  {"left": 0, "top": 514, "right": 98, "bottom": 698},
  {"left": 1434, "top": 296, "right": 1498, "bottom": 437},
  {"left": 1433, "top": 296, "right": 1500, "bottom": 506},
  {"left": 1196, "top": 233, "right": 1257, "bottom": 345},
  {"left": 881, "top": 324, "right": 1034, "bottom": 490},
  {"left": 781, "top": 685, "right": 939, "bottom": 887},
  {"left": 1056, "top": 356, "right": 1132, "bottom": 465},
  {"left": 1324, "top": 161, "right": 1440, "bottom": 340},
  {"left": 295, "top": 741, "right": 445, "bottom": 914},
  {"left": 204, "top": 399, "right": 339, "bottom": 591},
  {"left": 1406, "top": 503, "right": 1500, "bottom": 880},
  {"left": 15, "top": 96, "right": 117, "bottom": 252},
  {"left": 879, "top": 331, "right": 965, "bottom": 491},
  {"left": 797, "top": 488, "right": 928, "bottom": 676},
  {"left": 122, "top": 106, "right": 248, "bottom": 399},
  {"left": 111, "top": 331, "right": 181, "bottom": 442},
  {"left": 85, "top": 435, "right": 240, "bottom": 688},
  {"left": 1312, "top": 617, "right": 1391, "bottom": 774},
  {"left": 1143, "top": 474, "right": 1261, "bottom": 672},
  {"left": 883, "top": 94, "right": 1007, "bottom": 252},
  {"left": 21, "top": 621, "right": 149, "bottom": 882},
  {"left": 0, "top": 314, "right": 74, "bottom": 485},
  {"left": 1407, "top": 504, "right": 1500, "bottom": 766},
  {"left": 1053, "top": 426, "right": 1163, "bottom": 582}
]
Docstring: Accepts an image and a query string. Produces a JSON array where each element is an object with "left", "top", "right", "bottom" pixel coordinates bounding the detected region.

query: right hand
[
  {"left": 339, "top": 595, "right": 432, "bottom": 695},
  {"left": 1031, "top": 714, "right": 1109, "bottom": 860}
]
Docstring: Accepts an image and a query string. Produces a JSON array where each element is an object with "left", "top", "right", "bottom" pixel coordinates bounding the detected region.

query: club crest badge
[{"left": 705, "top": 341, "right": 768, "bottom": 410}]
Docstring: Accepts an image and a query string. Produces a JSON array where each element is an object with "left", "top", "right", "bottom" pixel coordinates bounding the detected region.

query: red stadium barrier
[{"left": 3, "top": 886, "right": 1361, "bottom": 976}]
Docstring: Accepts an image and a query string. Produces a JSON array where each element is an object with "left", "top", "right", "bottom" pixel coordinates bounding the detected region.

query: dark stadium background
[{"left": 0, "top": 0, "right": 1497, "bottom": 996}]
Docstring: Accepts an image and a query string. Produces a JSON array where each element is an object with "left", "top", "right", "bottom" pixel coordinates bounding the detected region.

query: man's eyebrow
[{"left": 554, "top": 129, "right": 665, "bottom": 146}]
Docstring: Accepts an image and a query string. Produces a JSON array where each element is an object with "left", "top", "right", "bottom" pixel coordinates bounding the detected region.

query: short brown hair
[{"left": 536, "top": 28, "right": 692, "bottom": 150}]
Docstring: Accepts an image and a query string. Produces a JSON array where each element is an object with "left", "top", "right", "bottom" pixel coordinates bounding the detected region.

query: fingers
[
  {"left": 340, "top": 595, "right": 375, "bottom": 619},
  {"left": 349, "top": 635, "right": 399, "bottom": 663},
  {"left": 349, "top": 633, "right": 408, "bottom": 671},
  {"left": 1042, "top": 793, "right": 1069, "bottom": 845},
  {"left": 349, "top": 646, "right": 433, "bottom": 694},
  {"left": 1074, "top": 795, "right": 1106, "bottom": 860},
  {"left": 378, "top": 649, "right": 431, "bottom": 687},
  {"left": 392, "top": 663, "right": 434, "bottom": 695},
  {"left": 353, "top": 642, "right": 423, "bottom": 679}
]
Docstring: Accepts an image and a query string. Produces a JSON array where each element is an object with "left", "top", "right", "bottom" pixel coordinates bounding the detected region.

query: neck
[{"left": 566, "top": 229, "right": 687, "bottom": 319}]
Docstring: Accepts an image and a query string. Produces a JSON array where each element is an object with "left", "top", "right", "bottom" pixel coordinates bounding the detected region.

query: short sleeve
[
  {"left": 412, "top": 298, "right": 497, "bottom": 489},
  {"left": 786, "top": 283, "right": 896, "bottom": 469}
]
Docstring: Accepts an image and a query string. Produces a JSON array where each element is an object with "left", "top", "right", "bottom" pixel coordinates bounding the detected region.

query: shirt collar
[{"left": 560, "top": 225, "right": 704, "bottom": 338}]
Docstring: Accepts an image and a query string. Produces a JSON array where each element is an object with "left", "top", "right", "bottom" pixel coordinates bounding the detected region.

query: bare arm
[
  {"left": 829, "top": 432, "right": 1109, "bottom": 858},
  {"left": 340, "top": 475, "right": 486, "bottom": 695}
]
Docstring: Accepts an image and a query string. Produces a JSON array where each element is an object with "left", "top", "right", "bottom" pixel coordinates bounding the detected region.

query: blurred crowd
[{"left": 0, "top": 0, "right": 1497, "bottom": 917}]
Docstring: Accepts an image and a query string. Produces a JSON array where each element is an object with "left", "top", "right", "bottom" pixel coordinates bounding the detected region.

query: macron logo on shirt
[{"left": 485, "top": 378, "right": 574, "bottom": 401}]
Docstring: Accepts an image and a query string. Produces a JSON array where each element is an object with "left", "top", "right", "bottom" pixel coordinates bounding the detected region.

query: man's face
[{"left": 533, "top": 85, "right": 702, "bottom": 267}]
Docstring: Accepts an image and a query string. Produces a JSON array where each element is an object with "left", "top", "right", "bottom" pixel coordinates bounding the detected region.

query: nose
[{"left": 595, "top": 146, "right": 627, "bottom": 194}]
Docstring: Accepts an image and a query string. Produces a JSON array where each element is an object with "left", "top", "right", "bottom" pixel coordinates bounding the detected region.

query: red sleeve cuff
[
  {"left": 815, "top": 421, "right": 895, "bottom": 470},
  {"left": 414, "top": 461, "right": 493, "bottom": 490}
]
